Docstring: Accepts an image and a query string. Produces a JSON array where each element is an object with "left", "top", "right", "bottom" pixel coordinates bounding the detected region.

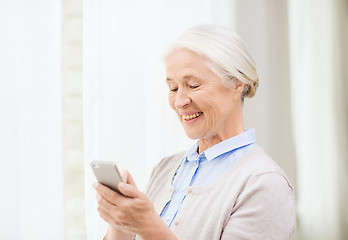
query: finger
[
  {"left": 97, "top": 207, "right": 128, "bottom": 233},
  {"left": 94, "top": 182, "right": 124, "bottom": 205},
  {"left": 95, "top": 192, "right": 117, "bottom": 210},
  {"left": 97, "top": 202, "right": 114, "bottom": 224},
  {"left": 119, "top": 169, "right": 137, "bottom": 188},
  {"left": 119, "top": 169, "right": 128, "bottom": 182},
  {"left": 118, "top": 182, "right": 140, "bottom": 198},
  {"left": 95, "top": 195, "right": 129, "bottom": 232},
  {"left": 95, "top": 193, "right": 124, "bottom": 226}
]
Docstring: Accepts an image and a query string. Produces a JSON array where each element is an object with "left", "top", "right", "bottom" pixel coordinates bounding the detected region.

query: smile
[{"left": 182, "top": 112, "right": 203, "bottom": 121}]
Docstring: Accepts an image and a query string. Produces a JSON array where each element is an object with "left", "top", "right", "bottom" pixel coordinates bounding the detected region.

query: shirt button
[
  {"left": 186, "top": 189, "right": 192, "bottom": 194},
  {"left": 174, "top": 221, "right": 179, "bottom": 226}
]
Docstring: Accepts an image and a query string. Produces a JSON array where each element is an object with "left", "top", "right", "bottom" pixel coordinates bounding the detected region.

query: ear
[{"left": 233, "top": 79, "right": 245, "bottom": 95}]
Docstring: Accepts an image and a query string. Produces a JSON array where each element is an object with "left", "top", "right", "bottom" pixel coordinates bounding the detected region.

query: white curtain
[
  {"left": 0, "top": 1, "right": 64, "bottom": 239},
  {"left": 288, "top": 0, "right": 348, "bottom": 239}
]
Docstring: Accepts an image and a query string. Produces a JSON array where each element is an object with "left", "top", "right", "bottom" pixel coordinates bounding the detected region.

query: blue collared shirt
[{"left": 160, "top": 129, "right": 257, "bottom": 227}]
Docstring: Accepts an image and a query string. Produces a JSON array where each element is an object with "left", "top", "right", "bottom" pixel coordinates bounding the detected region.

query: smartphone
[{"left": 90, "top": 160, "right": 124, "bottom": 195}]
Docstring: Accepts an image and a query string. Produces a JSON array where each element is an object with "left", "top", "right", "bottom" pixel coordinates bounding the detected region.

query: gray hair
[{"left": 168, "top": 25, "right": 259, "bottom": 99}]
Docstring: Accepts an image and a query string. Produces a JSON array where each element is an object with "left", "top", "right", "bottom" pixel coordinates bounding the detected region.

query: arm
[
  {"left": 221, "top": 173, "right": 295, "bottom": 240},
  {"left": 94, "top": 170, "right": 177, "bottom": 240}
]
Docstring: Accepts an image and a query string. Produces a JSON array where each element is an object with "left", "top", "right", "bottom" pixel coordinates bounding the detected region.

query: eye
[
  {"left": 190, "top": 85, "right": 199, "bottom": 89},
  {"left": 167, "top": 83, "right": 178, "bottom": 92}
]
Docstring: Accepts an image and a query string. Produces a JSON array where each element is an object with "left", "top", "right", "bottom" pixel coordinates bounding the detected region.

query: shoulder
[
  {"left": 237, "top": 146, "right": 293, "bottom": 189},
  {"left": 224, "top": 147, "right": 296, "bottom": 239},
  {"left": 228, "top": 146, "right": 295, "bottom": 210}
]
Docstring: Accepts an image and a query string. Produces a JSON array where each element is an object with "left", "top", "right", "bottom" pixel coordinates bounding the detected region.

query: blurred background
[{"left": 0, "top": 0, "right": 347, "bottom": 239}]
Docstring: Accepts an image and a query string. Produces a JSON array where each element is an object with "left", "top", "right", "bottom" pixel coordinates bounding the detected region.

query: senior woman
[{"left": 94, "top": 25, "right": 295, "bottom": 240}]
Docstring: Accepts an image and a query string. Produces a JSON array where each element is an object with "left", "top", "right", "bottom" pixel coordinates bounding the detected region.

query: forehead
[
  {"left": 166, "top": 48, "right": 213, "bottom": 80},
  {"left": 166, "top": 48, "right": 202, "bottom": 62},
  {"left": 166, "top": 48, "right": 205, "bottom": 69}
]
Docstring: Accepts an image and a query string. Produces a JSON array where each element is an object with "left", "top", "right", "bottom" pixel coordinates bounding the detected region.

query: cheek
[
  {"left": 198, "top": 96, "right": 218, "bottom": 131},
  {"left": 168, "top": 95, "right": 175, "bottom": 110},
  {"left": 203, "top": 107, "right": 218, "bottom": 131}
]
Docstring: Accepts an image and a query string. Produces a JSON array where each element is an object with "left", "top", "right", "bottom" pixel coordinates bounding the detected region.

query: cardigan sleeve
[{"left": 220, "top": 172, "right": 296, "bottom": 240}]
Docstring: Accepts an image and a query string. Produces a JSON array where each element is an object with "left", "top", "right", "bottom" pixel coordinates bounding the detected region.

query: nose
[{"left": 174, "top": 89, "right": 191, "bottom": 109}]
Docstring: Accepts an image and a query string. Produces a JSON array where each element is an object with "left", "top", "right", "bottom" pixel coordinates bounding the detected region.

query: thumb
[
  {"left": 118, "top": 182, "right": 140, "bottom": 198},
  {"left": 119, "top": 169, "right": 138, "bottom": 189}
]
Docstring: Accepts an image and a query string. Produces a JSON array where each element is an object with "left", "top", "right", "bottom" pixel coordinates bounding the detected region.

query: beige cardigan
[{"left": 140, "top": 146, "right": 295, "bottom": 240}]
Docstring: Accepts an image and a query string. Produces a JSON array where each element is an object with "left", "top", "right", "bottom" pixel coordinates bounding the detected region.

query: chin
[{"left": 184, "top": 130, "right": 202, "bottom": 140}]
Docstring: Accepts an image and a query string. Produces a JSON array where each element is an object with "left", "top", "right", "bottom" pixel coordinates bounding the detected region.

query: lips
[{"left": 182, "top": 112, "right": 203, "bottom": 121}]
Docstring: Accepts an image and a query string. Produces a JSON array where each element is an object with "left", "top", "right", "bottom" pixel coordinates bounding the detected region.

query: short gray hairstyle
[{"left": 168, "top": 24, "right": 259, "bottom": 99}]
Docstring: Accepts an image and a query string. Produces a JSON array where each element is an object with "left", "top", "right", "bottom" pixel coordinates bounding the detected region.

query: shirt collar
[
  {"left": 183, "top": 129, "right": 256, "bottom": 162},
  {"left": 182, "top": 142, "right": 200, "bottom": 162}
]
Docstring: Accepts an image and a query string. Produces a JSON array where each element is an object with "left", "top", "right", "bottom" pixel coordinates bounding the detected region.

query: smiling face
[{"left": 166, "top": 48, "right": 245, "bottom": 145}]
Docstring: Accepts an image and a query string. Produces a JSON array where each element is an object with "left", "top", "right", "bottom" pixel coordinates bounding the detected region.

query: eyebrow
[
  {"left": 166, "top": 74, "right": 200, "bottom": 82},
  {"left": 183, "top": 74, "right": 199, "bottom": 80}
]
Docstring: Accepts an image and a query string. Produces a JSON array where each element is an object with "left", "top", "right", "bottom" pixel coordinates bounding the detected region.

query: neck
[{"left": 198, "top": 122, "right": 245, "bottom": 153}]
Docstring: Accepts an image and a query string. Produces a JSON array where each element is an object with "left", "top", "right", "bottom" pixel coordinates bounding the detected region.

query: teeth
[{"left": 182, "top": 112, "right": 202, "bottom": 120}]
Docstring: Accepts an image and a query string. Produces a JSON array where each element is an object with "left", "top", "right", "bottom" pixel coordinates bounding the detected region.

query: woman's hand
[{"left": 94, "top": 170, "right": 177, "bottom": 240}]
